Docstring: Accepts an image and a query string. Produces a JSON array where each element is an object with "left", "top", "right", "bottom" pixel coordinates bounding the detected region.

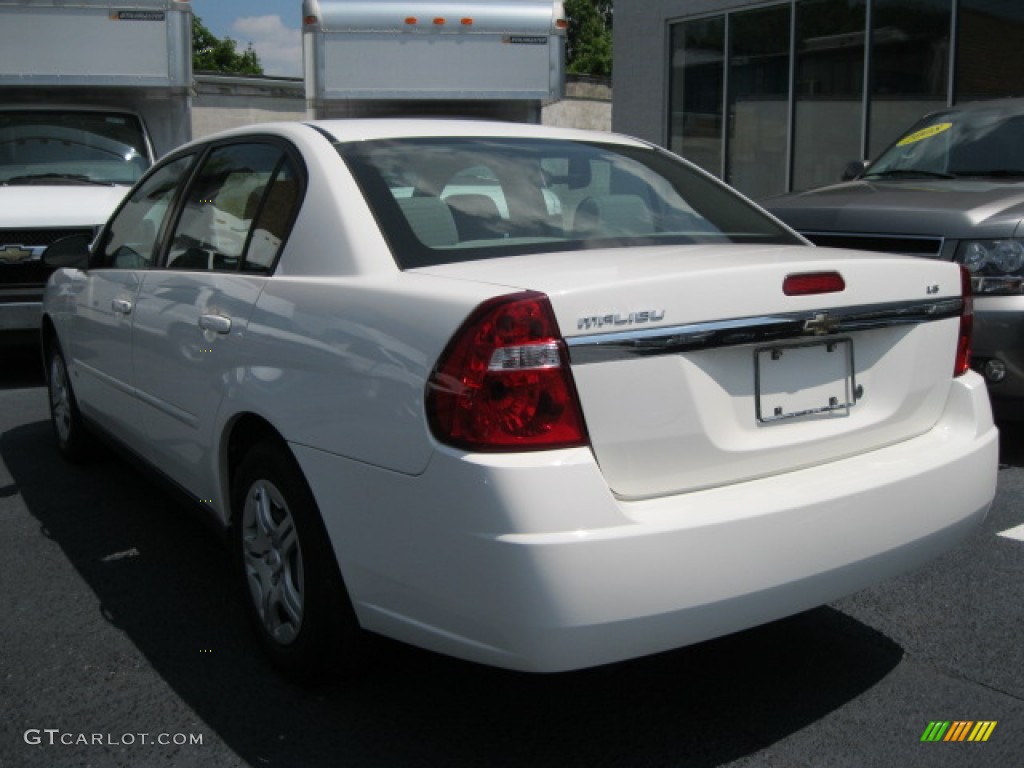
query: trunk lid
[{"left": 416, "top": 244, "right": 965, "bottom": 499}]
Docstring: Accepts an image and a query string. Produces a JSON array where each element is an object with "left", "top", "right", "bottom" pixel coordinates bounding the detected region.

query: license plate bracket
[{"left": 755, "top": 338, "right": 857, "bottom": 424}]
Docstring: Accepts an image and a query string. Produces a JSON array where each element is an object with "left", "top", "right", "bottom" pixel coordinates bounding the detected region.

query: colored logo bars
[{"left": 921, "top": 721, "right": 997, "bottom": 742}]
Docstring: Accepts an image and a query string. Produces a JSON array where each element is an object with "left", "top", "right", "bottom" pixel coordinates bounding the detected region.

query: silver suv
[{"left": 766, "top": 98, "right": 1024, "bottom": 421}]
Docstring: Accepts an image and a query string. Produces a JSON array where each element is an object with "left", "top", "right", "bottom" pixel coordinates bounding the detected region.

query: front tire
[
  {"left": 47, "top": 341, "right": 90, "bottom": 462},
  {"left": 232, "top": 440, "right": 360, "bottom": 681}
]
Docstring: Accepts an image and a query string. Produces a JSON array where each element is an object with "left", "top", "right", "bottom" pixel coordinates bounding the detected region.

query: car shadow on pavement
[
  {"left": 0, "top": 340, "right": 44, "bottom": 390},
  {"left": 3, "top": 416, "right": 905, "bottom": 768},
  {"left": 998, "top": 422, "right": 1024, "bottom": 468}
]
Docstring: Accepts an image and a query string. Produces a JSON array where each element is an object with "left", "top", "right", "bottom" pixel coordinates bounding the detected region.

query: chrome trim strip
[
  {"left": 77, "top": 360, "right": 198, "bottom": 428},
  {"left": 566, "top": 298, "right": 963, "bottom": 364},
  {"left": 132, "top": 386, "right": 199, "bottom": 429}
]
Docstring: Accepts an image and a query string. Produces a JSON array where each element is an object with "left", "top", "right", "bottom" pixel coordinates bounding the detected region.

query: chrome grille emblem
[
  {"left": 0, "top": 246, "right": 35, "bottom": 264},
  {"left": 803, "top": 312, "right": 840, "bottom": 336}
]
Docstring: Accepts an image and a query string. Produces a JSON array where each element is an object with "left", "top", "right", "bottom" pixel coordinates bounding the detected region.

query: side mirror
[
  {"left": 842, "top": 160, "right": 868, "bottom": 181},
  {"left": 42, "top": 234, "right": 92, "bottom": 270}
]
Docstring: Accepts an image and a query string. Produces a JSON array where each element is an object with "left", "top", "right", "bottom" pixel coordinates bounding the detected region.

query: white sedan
[{"left": 41, "top": 120, "right": 998, "bottom": 678}]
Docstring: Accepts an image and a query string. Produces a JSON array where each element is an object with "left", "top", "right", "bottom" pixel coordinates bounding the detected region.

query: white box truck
[
  {"left": 303, "top": 0, "right": 566, "bottom": 123},
  {"left": 0, "top": 0, "right": 192, "bottom": 339}
]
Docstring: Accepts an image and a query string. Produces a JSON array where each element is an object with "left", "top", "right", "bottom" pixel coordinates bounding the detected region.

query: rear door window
[{"left": 165, "top": 142, "right": 300, "bottom": 273}]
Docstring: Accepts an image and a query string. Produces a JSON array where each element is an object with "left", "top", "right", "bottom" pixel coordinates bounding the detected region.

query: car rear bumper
[
  {"left": 0, "top": 300, "right": 42, "bottom": 332},
  {"left": 293, "top": 372, "right": 997, "bottom": 673},
  {"left": 972, "top": 296, "right": 1024, "bottom": 419}
]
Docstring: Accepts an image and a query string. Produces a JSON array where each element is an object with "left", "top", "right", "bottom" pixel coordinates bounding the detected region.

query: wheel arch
[{"left": 222, "top": 413, "right": 288, "bottom": 522}]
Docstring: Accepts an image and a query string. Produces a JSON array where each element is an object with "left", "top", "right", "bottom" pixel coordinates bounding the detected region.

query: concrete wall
[
  {"left": 543, "top": 75, "right": 612, "bottom": 131},
  {"left": 190, "top": 72, "right": 610, "bottom": 140},
  {"left": 192, "top": 74, "right": 306, "bottom": 140}
]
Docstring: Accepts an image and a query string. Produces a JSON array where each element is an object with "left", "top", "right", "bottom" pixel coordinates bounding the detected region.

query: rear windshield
[
  {"left": 337, "top": 137, "right": 802, "bottom": 269},
  {"left": 0, "top": 110, "right": 151, "bottom": 186}
]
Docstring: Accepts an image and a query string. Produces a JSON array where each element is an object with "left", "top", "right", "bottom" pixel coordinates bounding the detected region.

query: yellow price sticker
[{"left": 897, "top": 122, "right": 952, "bottom": 146}]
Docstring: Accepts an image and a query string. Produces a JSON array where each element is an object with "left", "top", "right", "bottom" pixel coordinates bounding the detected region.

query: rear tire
[
  {"left": 46, "top": 341, "right": 90, "bottom": 462},
  {"left": 232, "top": 440, "right": 360, "bottom": 681}
]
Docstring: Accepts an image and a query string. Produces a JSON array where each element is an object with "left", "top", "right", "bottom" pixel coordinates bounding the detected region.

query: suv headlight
[{"left": 956, "top": 239, "right": 1024, "bottom": 294}]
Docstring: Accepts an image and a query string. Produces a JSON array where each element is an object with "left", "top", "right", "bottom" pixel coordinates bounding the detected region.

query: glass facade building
[{"left": 664, "top": 0, "right": 1024, "bottom": 198}]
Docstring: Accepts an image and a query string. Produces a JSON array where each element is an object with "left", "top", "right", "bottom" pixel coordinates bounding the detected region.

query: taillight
[
  {"left": 955, "top": 264, "right": 973, "bottom": 377},
  {"left": 426, "top": 291, "right": 588, "bottom": 451}
]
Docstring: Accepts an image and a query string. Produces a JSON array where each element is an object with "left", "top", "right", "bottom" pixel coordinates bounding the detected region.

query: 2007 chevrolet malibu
[{"left": 40, "top": 120, "right": 998, "bottom": 678}]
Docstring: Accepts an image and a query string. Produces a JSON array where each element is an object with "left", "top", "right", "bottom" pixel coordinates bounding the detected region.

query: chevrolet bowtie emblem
[
  {"left": 0, "top": 246, "right": 35, "bottom": 264},
  {"left": 803, "top": 312, "right": 840, "bottom": 336}
]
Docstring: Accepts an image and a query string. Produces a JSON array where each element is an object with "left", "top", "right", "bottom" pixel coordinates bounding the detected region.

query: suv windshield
[
  {"left": 865, "top": 106, "right": 1024, "bottom": 180},
  {"left": 0, "top": 110, "right": 151, "bottom": 186},
  {"left": 338, "top": 137, "right": 802, "bottom": 269}
]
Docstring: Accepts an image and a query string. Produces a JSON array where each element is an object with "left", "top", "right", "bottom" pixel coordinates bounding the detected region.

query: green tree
[
  {"left": 565, "top": 0, "right": 612, "bottom": 77},
  {"left": 192, "top": 16, "right": 263, "bottom": 75}
]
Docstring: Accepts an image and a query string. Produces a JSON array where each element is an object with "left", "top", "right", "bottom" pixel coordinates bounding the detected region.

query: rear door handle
[
  {"left": 111, "top": 299, "right": 133, "bottom": 315},
  {"left": 198, "top": 314, "right": 232, "bottom": 335}
]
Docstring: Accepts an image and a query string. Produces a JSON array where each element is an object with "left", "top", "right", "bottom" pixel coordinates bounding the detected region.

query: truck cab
[
  {"left": 0, "top": 0, "right": 191, "bottom": 340},
  {"left": 0, "top": 106, "right": 155, "bottom": 338}
]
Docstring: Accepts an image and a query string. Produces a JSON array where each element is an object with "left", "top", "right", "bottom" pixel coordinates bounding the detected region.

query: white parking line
[{"left": 997, "top": 524, "right": 1024, "bottom": 541}]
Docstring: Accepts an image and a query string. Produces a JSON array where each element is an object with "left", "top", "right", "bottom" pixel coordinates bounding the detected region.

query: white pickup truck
[{"left": 0, "top": 0, "right": 192, "bottom": 339}]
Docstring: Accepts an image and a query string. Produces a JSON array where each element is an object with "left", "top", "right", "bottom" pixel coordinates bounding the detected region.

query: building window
[
  {"left": 869, "top": 0, "right": 950, "bottom": 156},
  {"left": 660, "top": 0, "right": 1024, "bottom": 196},
  {"left": 668, "top": 16, "right": 725, "bottom": 177},
  {"left": 792, "top": 0, "right": 867, "bottom": 191},
  {"left": 726, "top": 5, "right": 792, "bottom": 198},
  {"left": 957, "top": 0, "right": 1024, "bottom": 102}
]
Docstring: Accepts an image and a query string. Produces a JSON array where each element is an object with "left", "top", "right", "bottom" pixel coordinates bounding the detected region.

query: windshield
[
  {"left": 0, "top": 110, "right": 151, "bottom": 186},
  {"left": 337, "top": 137, "right": 802, "bottom": 269},
  {"left": 866, "top": 106, "right": 1024, "bottom": 179}
]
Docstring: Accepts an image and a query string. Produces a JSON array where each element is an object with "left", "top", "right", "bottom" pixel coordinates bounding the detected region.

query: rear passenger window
[
  {"left": 166, "top": 142, "right": 298, "bottom": 273},
  {"left": 244, "top": 161, "right": 300, "bottom": 273}
]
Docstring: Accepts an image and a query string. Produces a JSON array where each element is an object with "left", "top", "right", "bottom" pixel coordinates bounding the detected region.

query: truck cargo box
[
  {"left": 303, "top": 0, "right": 565, "bottom": 122},
  {"left": 0, "top": 0, "right": 191, "bottom": 89}
]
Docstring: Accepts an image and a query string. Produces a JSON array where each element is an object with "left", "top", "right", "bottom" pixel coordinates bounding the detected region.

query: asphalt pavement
[{"left": 1, "top": 342, "right": 1021, "bottom": 768}]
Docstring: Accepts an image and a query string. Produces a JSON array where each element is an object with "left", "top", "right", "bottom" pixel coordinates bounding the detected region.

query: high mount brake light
[
  {"left": 783, "top": 271, "right": 846, "bottom": 296},
  {"left": 426, "top": 292, "right": 588, "bottom": 452},
  {"left": 955, "top": 265, "right": 973, "bottom": 377}
]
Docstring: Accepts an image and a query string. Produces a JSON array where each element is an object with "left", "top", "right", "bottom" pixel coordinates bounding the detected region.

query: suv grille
[
  {"left": 0, "top": 228, "right": 94, "bottom": 290},
  {"left": 0, "top": 228, "right": 93, "bottom": 249},
  {"left": 801, "top": 232, "right": 943, "bottom": 257}
]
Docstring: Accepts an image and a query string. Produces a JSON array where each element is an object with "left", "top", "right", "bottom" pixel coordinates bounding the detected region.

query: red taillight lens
[
  {"left": 426, "top": 291, "right": 588, "bottom": 451},
  {"left": 783, "top": 271, "right": 846, "bottom": 296},
  {"left": 955, "top": 265, "right": 973, "bottom": 377}
]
